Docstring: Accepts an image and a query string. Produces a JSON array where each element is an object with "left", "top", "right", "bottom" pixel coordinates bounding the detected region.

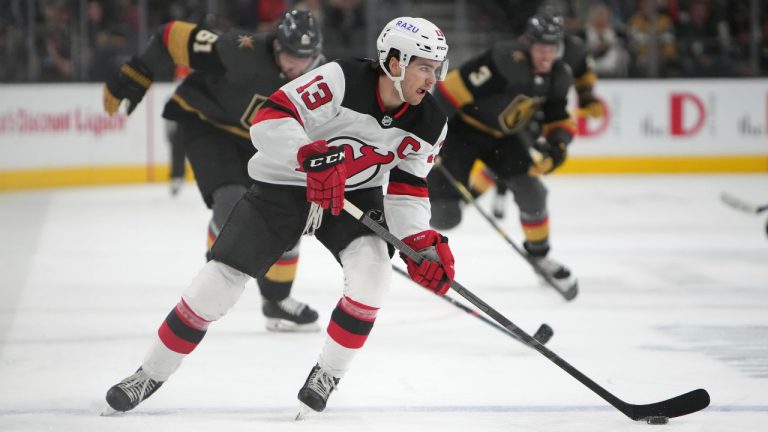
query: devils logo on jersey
[{"left": 327, "top": 136, "right": 395, "bottom": 188}]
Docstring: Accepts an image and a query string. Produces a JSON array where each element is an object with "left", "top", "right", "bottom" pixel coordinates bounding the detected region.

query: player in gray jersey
[
  {"left": 429, "top": 10, "right": 578, "bottom": 294},
  {"left": 103, "top": 10, "right": 325, "bottom": 332},
  {"left": 102, "top": 16, "right": 456, "bottom": 418}
]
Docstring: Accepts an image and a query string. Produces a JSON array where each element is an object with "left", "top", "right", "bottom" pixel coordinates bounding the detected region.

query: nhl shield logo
[{"left": 381, "top": 115, "right": 393, "bottom": 127}]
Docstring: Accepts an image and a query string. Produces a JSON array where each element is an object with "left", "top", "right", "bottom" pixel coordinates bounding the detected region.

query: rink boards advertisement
[{"left": 0, "top": 80, "right": 766, "bottom": 190}]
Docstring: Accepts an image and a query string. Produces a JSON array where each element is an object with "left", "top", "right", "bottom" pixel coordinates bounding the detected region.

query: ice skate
[
  {"left": 169, "top": 177, "right": 184, "bottom": 196},
  {"left": 263, "top": 297, "right": 320, "bottom": 333},
  {"left": 102, "top": 368, "right": 164, "bottom": 414},
  {"left": 531, "top": 254, "right": 578, "bottom": 294},
  {"left": 295, "top": 364, "right": 340, "bottom": 419}
]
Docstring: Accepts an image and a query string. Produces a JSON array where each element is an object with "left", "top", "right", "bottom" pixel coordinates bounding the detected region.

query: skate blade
[
  {"left": 266, "top": 319, "right": 321, "bottom": 333},
  {"left": 536, "top": 277, "right": 578, "bottom": 301},
  {"left": 295, "top": 402, "right": 313, "bottom": 421},
  {"left": 100, "top": 405, "right": 119, "bottom": 416}
]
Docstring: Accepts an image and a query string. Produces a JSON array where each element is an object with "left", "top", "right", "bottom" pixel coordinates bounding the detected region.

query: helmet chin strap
[
  {"left": 393, "top": 79, "right": 407, "bottom": 103},
  {"left": 380, "top": 59, "right": 409, "bottom": 104}
]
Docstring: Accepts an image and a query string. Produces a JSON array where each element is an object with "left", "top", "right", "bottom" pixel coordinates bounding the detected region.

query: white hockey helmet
[{"left": 377, "top": 17, "right": 449, "bottom": 101}]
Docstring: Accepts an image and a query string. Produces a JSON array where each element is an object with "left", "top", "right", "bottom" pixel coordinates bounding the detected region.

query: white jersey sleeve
[
  {"left": 248, "top": 62, "right": 346, "bottom": 181},
  {"left": 384, "top": 122, "right": 448, "bottom": 240}
]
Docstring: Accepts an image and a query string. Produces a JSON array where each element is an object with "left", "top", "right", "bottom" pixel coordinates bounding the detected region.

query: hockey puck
[
  {"left": 533, "top": 324, "right": 554, "bottom": 344},
  {"left": 645, "top": 416, "right": 669, "bottom": 425}
]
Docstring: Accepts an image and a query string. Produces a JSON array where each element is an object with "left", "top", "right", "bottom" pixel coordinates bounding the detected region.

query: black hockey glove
[
  {"left": 529, "top": 138, "right": 568, "bottom": 176},
  {"left": 577, "top": 89, "right": 603, "bottom": 118},
  {"left": 103, "top": 57, "right": 154, "bottom": 116}
]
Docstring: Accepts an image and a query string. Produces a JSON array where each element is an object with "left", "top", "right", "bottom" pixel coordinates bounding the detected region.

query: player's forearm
[
  {"left": 383, "top": 194, "right": 432, "bottom": 240},
  {"left": 133, "top": 24, "right": 178, "bottom": 77},
  {"left": 250, "top": 119, "right": 311, "bottom": 169}
]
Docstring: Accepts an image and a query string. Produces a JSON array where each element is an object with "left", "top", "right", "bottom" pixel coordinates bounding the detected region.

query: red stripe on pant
[
  {"left": 158, "top": 321, "right": 198, "bottom": 354},
  {"left": 327, "top": 320, "right": 370, "bottom": 349},
  {"left": 157, "top": 299, "right": 210, "bottom": 354},
  {"left": 326, "top": 296, "right": 378, "bottom": 348}
]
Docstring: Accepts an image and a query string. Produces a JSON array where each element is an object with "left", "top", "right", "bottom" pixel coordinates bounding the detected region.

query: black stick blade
[
  {"left": 532, "top": 324, "right": 554, "bottom": 344},
  {"left": 629, "top": 389, "right": 710, "bottom": 420}
]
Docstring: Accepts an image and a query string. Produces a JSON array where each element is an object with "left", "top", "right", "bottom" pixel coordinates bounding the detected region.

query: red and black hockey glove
[
  {"left": 400, "top": 230, "right": 455, "bottom": 295},
  {"left": 103, "top": 56, "right": 154, "bottom": 116},
  {"left": 297, "top": 140, "right": 348, "bottom": 216}
]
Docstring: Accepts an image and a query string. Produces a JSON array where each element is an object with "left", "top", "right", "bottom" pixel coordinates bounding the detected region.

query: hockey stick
[
  {"left": 344, "top": 199, "right": 710, "bottom": 422},
  {"left": 391, "top": 265, "right": 554, "bottom": 345},
  {"left": 434, "top": 161, "right": 578, "bottom": 301},
  {"left": 721, "top": 192, "right": 768, "bottom": 214}
]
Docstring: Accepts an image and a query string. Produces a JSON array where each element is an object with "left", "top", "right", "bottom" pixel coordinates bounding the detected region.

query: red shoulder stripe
[{"left": 253, "top": 90, "right": 304, "bottom": 128}]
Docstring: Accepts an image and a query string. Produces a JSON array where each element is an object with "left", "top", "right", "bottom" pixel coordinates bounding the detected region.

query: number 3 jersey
[
  {"left": 435, "top": 40, "right": 575, "bottom": 141},
  {"left": 248, "top": 58, "right": 448, "bottom": 239}
]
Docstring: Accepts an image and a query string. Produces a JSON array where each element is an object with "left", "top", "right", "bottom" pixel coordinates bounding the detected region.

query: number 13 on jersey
[{"left": 296, "top": 75, "right": 333, "bottom": 110}]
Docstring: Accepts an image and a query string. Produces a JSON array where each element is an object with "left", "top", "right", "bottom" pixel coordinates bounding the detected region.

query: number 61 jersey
[{"left": 248, "top": 58, "right": 448, "bottom": 238}]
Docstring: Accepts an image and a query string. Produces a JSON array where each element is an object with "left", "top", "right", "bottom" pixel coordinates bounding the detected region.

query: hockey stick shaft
[
  {"left": 344, "top": 199, "right": 709, "bottom": 421},
  {"left": 721, "top": 192, "right": 768, "bottom": 214},
  {"left": 434, "top": 161, "right": 577, "bottom": 300},
  {"left": 391, "top": 265, "right": 553, "bottom": 345}
]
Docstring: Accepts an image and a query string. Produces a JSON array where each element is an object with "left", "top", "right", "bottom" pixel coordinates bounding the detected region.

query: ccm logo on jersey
[{"left": 395, "top": 20, "right": 419, "bottom": 33}]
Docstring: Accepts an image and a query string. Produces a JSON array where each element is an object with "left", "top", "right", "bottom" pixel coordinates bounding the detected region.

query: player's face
[
  {"left": 401, "top": 57, "right": 442, "bottom": 105},
  {"left": 530, "top": 43, "right": 558, "bottom": 74},
  {"left": 277, "top": 52, "right": 314, "bottom": 80}
]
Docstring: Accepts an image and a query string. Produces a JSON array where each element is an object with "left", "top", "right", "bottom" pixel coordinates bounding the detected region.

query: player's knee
[
  {"left": 429, "top": 198, "right": 462, "bottom": 230},
  {"left": 507, "top": 176, "right": 548, "bottom": 212},
  {"left": 183, "top": 261, "right": 249, "bottom": 321},
  {"left": 339, "top": 236, "right": 392, "bottom": 308}
]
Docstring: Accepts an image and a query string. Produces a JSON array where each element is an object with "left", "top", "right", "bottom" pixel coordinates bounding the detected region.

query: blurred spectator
[
  {"left": 1, "top": 19, "right": 27, "bottom": 81},
  {"left": 600, "top": 0, "right": 637, "bottom": 23},
  {"left": 115, "top": 0, "right": 139, "bottom": 32},
  {"left": 675, "top": 0, "right": 731, "bottom": 77},
  {"left": 544, "top": 0, "right": 591, "bottom": 34},
  {"left": 38, "top": 0, "right": 74, "bottom": 81},
  {"left": 725, "top": 0, "right": 764, "bottom": 76},
  {"left": 584, "top": 2, "right": 630, "bottom": 77},
  {"left": 320, "top": 0, "right": 366, "bottom": 61},
  {"left": 85, "top": 0, "right": 132, "bottom": 81},
  {"left": 235, "top": 0, "right": 287, "bottom": 32},
  {"left": 626, "top": 0, "right": 679, "bottom": 77},
  {"left": 1, "top": 0, "right": 765, "bottom": 81}
]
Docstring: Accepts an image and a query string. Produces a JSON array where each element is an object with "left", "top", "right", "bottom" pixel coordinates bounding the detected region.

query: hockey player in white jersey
[{"left": 103, "top": 17, "right": 455, "bottom": 417}]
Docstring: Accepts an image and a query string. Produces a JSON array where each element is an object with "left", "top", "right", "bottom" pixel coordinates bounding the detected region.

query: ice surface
[{"left": 1, "top": 174, "right": 766, "bottom": 432}]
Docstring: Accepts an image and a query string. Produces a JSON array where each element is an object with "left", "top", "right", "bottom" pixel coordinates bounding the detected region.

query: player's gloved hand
[
  {"left": 577, "top": 93, "right": 603, "bottom": 118},
  {"left": 529, "top": 138, "right": 568, "bottom": 176},
  {"left": 577, "top": 101, "right": 604, "bottom": 118},
  {"left": 400, "top": 230, "right": 455, "bottom": 295},
  {"left": 297, "top": 140, "right": 348, "bottom": 216},
  {"left": 103, "top": 56, "right": 154, "bottom": 116}
]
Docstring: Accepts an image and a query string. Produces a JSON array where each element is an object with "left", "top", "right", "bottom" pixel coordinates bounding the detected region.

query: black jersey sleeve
[
  {"left": 563, "top": 36, "right": 598, "bottom": 107},
  {"left": 137, "top": 21, "right": 225, "bottom": 76},
  {"left": 541, "top": 62, "right": 575, "bottom": 144}
]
